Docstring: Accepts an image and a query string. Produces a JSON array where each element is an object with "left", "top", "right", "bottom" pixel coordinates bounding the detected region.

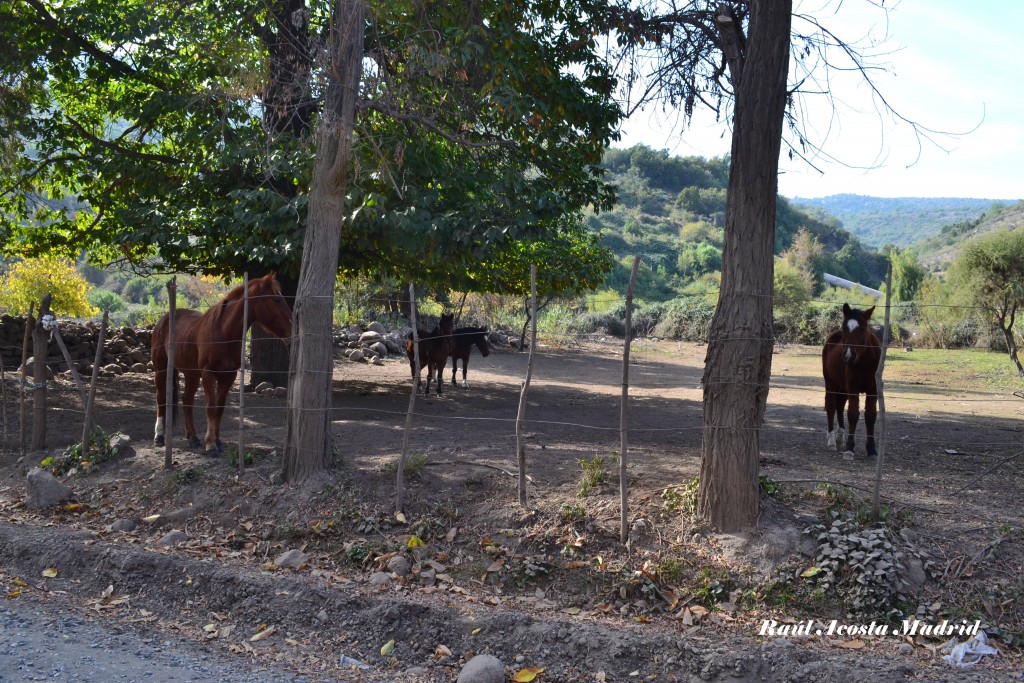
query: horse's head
[
  {"left": 477, "top": 327, "right": 491, "bottom": 357},
  {"left": 439, "top": 312, "right": 454, "bottom": 337},
  {"left": 250, "top": 273, "right": 293, "bottom": 341},
  {"left": 839, "top": 303, "right": 875, "bottom": 366}
]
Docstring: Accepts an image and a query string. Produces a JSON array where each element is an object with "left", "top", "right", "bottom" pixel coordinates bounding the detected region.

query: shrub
[
  {"left": 653, "top": 296, "right": 715, "bottom": 341},
  {"left": 87, "top": 289, "right": 127, "bottom": 314},
  {"left": 0, "top": 256, "right": 97, "bottom": 317}
]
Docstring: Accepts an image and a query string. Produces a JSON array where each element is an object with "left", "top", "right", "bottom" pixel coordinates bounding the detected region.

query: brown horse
[
  {"left": 822, "top": 303, "right": 881, "bottom": 457},
  {"left": 406, "top": 312, "right": 454, "bottom": 396},
  {"left": 152, "top": 273, "right": 292, "bottom": 455},
  {"left": 449, "top": 326, "right": 490, "bottom": 388}
]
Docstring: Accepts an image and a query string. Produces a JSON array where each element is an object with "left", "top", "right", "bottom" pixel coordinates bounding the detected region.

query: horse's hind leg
[
  {"left": 182, "top": 372, "right": 202, "bottom": 450},
  {"left": 450, "top": 356, "right": 459, "bottom": 387},
  {"left": 154, "top": 367, "right": 167, "bottom": 446},
  {"left": 460, "top": 358, "right": 469, "bottom": 388},
  {"left": 824, "top": 383, "right": 844, "bottom": 450}
]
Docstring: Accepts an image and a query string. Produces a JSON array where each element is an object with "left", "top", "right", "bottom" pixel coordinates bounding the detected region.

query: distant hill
[
  {"left": 916, "top": 200, "right": 1024, "bottom": 273},
  {"left": 789, "top": 194, "right": 1016, "bottom": 248}
]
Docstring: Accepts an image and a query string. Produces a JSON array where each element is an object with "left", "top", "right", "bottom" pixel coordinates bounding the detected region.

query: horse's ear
[
  {"left": 842, "top": 303, "right": 852, "bottom": 317},
  {"left": 864, "top": 306, "right": 875, "bottom": 319}
]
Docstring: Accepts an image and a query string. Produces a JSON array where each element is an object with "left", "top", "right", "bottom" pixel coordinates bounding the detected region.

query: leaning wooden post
[
  {"left": 19, "top": 303, "right": 34, "bottom": 455},
  {"left": 238, "top": 273, "right": 249, "bottom": 476},
  {"left": 0, "top": 350, "right": 7, "bottom": 453},
  {"left": 81, "top": 310, "right": 108, "bottom": 456},
  {"left": 397, "top": 284, "right": 420, "bottom": 514},
  {"left": 31, "top": 294, "right": 52, "bottom": 451},
  {"left": 620, "top": 256, "right": 641, "bottom": 544},
  {"left": 46, "top": 317, "right": 87, "bottom": 406},
  {"left": 515, "top": 266, "right": 538, "bottom": 507},
  {"left": 164, "top": 278, "right": 177, "bottom": 469},
  {"left": 872, "top": 262, "right": 893, "bottom": 524}
]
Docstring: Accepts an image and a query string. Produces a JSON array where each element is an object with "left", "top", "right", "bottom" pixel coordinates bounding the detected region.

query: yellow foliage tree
[{"left": 0, "top": 256, "right": 98, "bottom": 317}]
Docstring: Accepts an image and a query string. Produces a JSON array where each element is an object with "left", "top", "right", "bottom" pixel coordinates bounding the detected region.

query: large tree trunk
[
  {"left": 698, "top": 0, "right": 792, "bottom": 531},
  {"left": 283, "top": 0, "right": 364, "bottom": 483}
]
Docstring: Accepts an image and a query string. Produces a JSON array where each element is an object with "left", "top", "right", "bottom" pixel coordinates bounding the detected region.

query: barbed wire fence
[{"left": 1, "top": 268, "right": 1023, "bottom": 534}]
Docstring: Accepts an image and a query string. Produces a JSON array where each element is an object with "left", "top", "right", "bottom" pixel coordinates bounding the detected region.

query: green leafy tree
[
  {"left": 0, "top": 256, "right": 97, "bottom": 317},
  {"left": 888, "top": 247, "right": 925, "bottom": 303},
  {"left": 951, "top": 229, "right": 1024, "bottom": 375}
]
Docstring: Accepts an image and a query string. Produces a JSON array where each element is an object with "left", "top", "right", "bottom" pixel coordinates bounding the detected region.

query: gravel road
[{"left": 0, "top": 598, "right": 333, "bottom": 683}]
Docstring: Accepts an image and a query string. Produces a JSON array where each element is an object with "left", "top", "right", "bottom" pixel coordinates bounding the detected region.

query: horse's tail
[{"left": 171, "top": 369, "right": 180, "bottom": 424}]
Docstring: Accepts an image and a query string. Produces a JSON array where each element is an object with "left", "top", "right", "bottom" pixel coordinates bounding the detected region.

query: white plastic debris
[{"left": 941, "top": 631, "right": 999, "bottom": 667}]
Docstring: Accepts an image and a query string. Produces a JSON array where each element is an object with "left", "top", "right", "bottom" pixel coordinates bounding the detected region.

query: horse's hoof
[
  {"left": 203, "top": 448, "right": 219, "bottom": 457},
  {"left": 188, "top": 436, "right": 202, "bottom": 449},
  {"left": 154, "top": 435, "right": 165, "bottom": 447},
  {"left": 215, "top": 440, "right": 225, "bottom": 455}
]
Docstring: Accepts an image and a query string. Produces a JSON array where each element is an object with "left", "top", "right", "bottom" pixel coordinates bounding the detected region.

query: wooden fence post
[
  {"left": 19, "top": 303, "right": 34, "bottom": 455},
  {"left": 164, "top": 278, "right": 176, "bottom": 469},
  {"left": 81, "top": 310, "right": 108, "bottom": 456},
  {"left": 516, "top": 266, "right": 538, "bottom": 507},
  {"left": 31, "top": 294, "right": 51, "bottom": 451},
  {"left": 872, "top": 262, "right": 893, "bottom": 523},
  {"left": 620, "top": 256, "right": 641, "bottom": 543},
  {"left": 397, "top": 284, "right": 419, "bottom": 514},
  {"left": 238, "top": 273, "right": 249, "bottom": 475}
]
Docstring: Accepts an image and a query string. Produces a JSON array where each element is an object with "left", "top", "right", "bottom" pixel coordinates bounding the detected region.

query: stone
[
  {"left": 111, "top": 518, "right": 139, "bottom": 533},
  {"left": 130, "top": 363, "right": 148, "bottom": 373},
  {"left": 358, "top": 331, "right": 384, "bottom": 344},
  {"left": 349, "top": 349, "right": 365, "bottom": 362},
  {"left": 369, "top": 341, "right": 388, "bottom": 358},
  {"left": 387, "top": 555, "right": 412, "bottom": 577},
  {"left": 25, "top": 468, "right": 73, "bottom": 509},
  {"left": 457, "top": 654, "right": 505, "bottom": 683},
  {"left": 274, "top": 549, "right": 310, "bottom": 569},
  {"left": 109, "top": 433, "right": 131, "bottom": 452},
  {"left": 368, "top": 571, "right": 392, "bottom": 585},
  {"left": 273, "top": 386, "right": 287, "bottom": 398},
  {"left": 367, "top": 321, "right": 387, "bottom": 334},
  {"left": 255, "top": 381, "right": 274, "bottom": 394},
  {"left": 156, "top": 529, "right": 188, "bottom": 546}
]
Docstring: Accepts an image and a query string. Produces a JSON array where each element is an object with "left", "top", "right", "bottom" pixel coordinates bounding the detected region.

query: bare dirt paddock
[{"left": 1, "top": 338, "right": 1022, "bottom": 681}]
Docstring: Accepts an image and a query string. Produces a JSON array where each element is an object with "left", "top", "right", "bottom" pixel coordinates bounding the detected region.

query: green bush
[
  {"left": 653, "top": 296, "right": 715, "bottom": 341},
  {"left": 87, "top": 289, "right": 127, "bottom": 313}
]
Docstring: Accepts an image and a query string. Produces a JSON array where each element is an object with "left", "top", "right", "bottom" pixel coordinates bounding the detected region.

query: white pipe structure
[{"left": 823, "top": 273, "right": 883, "bottom": 299}]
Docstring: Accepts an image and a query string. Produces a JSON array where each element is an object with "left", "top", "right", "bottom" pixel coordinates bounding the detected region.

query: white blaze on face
[{"left": 846, "top": 319, "right": 860, "bottom": 333}]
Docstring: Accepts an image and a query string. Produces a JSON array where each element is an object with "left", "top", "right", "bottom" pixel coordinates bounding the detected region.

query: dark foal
[
  {"left": 822, "top": 303, "right": 882, "bottom": 457},
  {"left": 449, "top": 326, "right": 490, "bottom": 388},
  {"left": 406, "top": 312, "right": 454, "bottom": 396}
]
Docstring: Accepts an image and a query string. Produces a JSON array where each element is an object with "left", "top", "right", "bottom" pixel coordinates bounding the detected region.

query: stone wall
[{"left": 0, "top": 315, "right": 153, "bottom": 375}]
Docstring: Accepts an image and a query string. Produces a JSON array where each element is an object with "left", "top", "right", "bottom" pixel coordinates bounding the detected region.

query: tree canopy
[{"left": 1, "top": 0, "right": 622, "bottom": 294}]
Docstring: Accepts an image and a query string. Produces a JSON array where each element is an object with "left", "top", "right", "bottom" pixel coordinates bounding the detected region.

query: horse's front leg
[
  {"left": 182, "top": 372, "right": 202, "bottom": 450},
  {"left": 450, "top": 356, "right": 459, "bottom": 387},
  {"left": 208, "top": 373, "right": 235, "bottom": 455},
  {"left": 863, "top": 388, "right": 878, "bottom": 458},
  {"left": 460, "top": 358, "right": 469, "bottom": 389},
  {"left": 844, "top": 392, "right": 860, "bottom": 454}
]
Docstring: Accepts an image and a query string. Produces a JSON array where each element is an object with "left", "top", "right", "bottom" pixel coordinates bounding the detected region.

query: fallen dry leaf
[
  {"left": 434, "top": 644, "right": 452, "bottom": 658},
  {"left": 250, "top": 625, "right": 276, "bottom": 642},
  {"left": 512, "top": 667, "right": 544, "bottom": 682},
  {"left": 837, "top": 639, "right": 866, "bottom": 649}
]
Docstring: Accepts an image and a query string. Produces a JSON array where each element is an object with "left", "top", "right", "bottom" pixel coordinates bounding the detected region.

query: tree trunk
[
  {"left": 698, "top": 0, "right": 792, "bottom": 531},
  {"left": 283, "top": 0, "right": 364, "bottom": 483}
]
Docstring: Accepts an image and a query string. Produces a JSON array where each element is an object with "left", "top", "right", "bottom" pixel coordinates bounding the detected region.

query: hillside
[
  {"left": 590, "top": 146, "right": 889, "bottom": 300},
  {"left": 789, "top": 194, "right": 1015, "bottom": 248},
  {"left": 916, "top": 200, "right": 1024, "bottom": 273}
]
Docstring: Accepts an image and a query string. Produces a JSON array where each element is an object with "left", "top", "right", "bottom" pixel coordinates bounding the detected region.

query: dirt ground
[{"left": 1, "top": 337, "right": 1023, "bottom": 681}]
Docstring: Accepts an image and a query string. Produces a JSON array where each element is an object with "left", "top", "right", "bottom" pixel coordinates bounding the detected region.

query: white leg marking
[
  {"left": 155, "top": 416, "right": 165, "bottom": 440},
  {"left": 826, "top": 430, "right": 836, "bottom": 448}
]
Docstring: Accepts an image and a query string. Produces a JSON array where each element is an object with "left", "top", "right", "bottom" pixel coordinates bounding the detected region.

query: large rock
[
  {"left": 25, "top": 468, "right": 73, "bottom": 509},
  {"left": 457, "top": 654, "right": 505, "bottom": 683}
]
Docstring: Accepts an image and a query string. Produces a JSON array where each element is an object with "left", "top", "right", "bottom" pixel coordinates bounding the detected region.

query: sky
[{"left": 613, "top": 1, "right": 1024, "bottom": 201}]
